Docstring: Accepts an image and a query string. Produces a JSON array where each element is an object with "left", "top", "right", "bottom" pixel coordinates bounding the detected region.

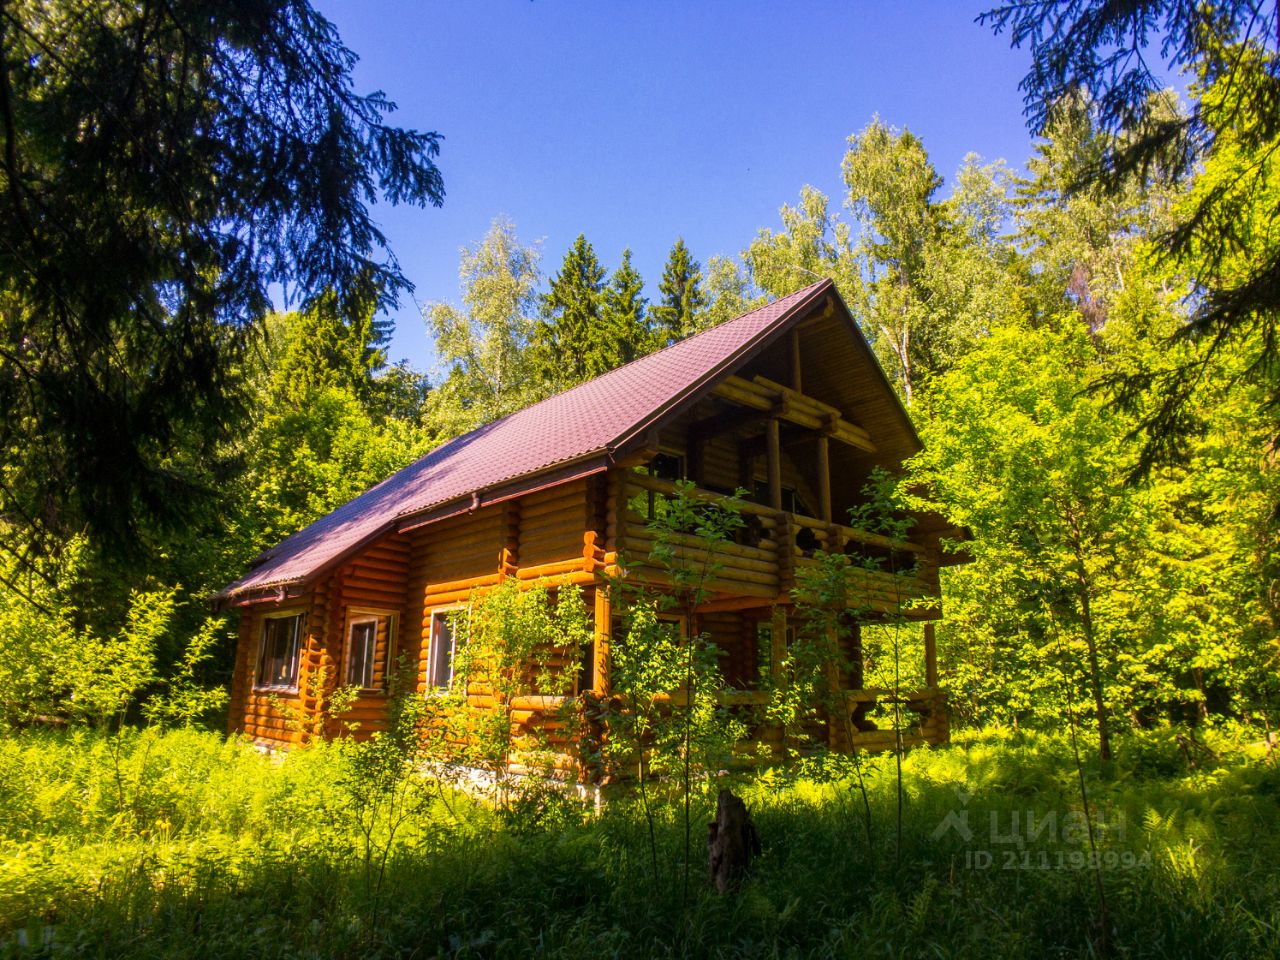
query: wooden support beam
[
  {"left": 690, "top": 403, "right": 773, "bottom": 442},
  {"left": 924, "top": 621, "right": 938, "bottom": 688},
  {"left": 816, "top": 434, "right": 831, "bottom": 523},
  {"left": 766, "top": 418, "right": 782, "bottom": 512},
  {"left": 826, "top": 624, "right": 843, "bottom": 749},
  {"left": 769, "top": 606, "right": 787, "bottom": 678},
  {"left": 770, "top": 605, "right": 788, "bottom": 758},
  {"left": 593, "top": 587, "right": 611, "bottom": 695},
  {"left": 711, "top": 376, "right": 875, "bottom": 453},
  {"left": 500, "top": 501, "right": 519, "bottom": 579}
]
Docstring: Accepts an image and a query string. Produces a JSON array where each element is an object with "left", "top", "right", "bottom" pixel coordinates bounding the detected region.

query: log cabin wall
[
  {"left": 324, "top": 533, "right": 412, "bottom": 738},
  {"left": 228, "top": 584, "right": 326, "bottom": 747},
  {"left": 411, "top": 503, "right": 506, "bottom": 698},
  {"left": 699, "top": 610, "right": 762, "bottom": 689},
  {"left": 403, "top": 479, "right": 604, "bottom": 770}
]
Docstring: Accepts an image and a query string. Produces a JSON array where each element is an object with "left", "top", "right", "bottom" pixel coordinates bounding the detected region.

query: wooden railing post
[
  {"left": 816, "top": 433, "right": 831, "bottom": 523},
  {"left": 765, "top": 417, "right": 783, "bottom": 512},
  {"left": 593, "top": 586, "right": 611, "bottom": 696},
  {"left": 770, "top": 605, "right": 788, "bottom": 758}
]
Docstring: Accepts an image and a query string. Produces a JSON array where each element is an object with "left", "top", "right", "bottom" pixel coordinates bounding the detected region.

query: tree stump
[{"left": 707, "top": 789, "right": 761, "bottom": 893}]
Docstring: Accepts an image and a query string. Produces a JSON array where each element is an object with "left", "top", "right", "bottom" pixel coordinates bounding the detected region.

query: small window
[
  {"left": 257, "top": 612, "right": 303, "bottom": 690},
  {"left": 427, "top": 609, "right": 464, "bottom": 691},
  {"left": 650, "top": 452, "right": 685, "bottom": 482},
  {"left": 751, "top": 481, "right": 813, "bottom": 517},
  {"left": 345, "top": 614, "right": 393, "bottom": 690},
  {"left": 756, "top": 621, "right": 774, "bottom": 681}
]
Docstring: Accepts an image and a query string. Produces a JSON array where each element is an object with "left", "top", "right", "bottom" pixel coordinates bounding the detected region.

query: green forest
[{"left": 1, "top": 1, "right": 1278, "bottom": 957}]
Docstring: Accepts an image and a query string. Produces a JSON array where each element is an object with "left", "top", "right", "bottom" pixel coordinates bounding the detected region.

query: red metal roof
[{"left": 217, "top": 279, "right": 834, "bottom": 601}]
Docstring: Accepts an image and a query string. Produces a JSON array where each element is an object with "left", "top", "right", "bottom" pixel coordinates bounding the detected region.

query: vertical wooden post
[
  {"left": 849, "top": 622, "right": 864, "bottom": 689},
  {"left": 770, "top": 606, "right": 787, "bottom": 678},
  {"left": 688, "top": 432, "right": 704, "bottom": 487},
  {"left": 766, "top": 418, "right": 782, "bottom": 512},
  {"left": 500, "top": 501, "right": 520, "bottom": 579},
  {"left": 826, "top": 624, "right": 844, "bottom": 749},
  {"left": 593, "top": 586, "right": 611, "bottom": 695},
  {"left": 789, "top": 327, "right": 802, "bottom": 393},
  {"left": 770, "top": 605, "right": 788, "bottom": 758},
  {"left": 924, "top": 621, "right": 938, "bottom": 688},
  {"left": 816, "top": 434, "right": 831, "bottom": 523}
]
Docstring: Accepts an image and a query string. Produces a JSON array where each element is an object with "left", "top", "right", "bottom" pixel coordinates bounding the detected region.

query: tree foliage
[
  {"left": 982, "top": 0, "right": 1280, "bottom": 462},
  {"left": 423, "top": 218, "right": 543, "bottom": 436},
  {"left": 650, "top": 238, "right": 707, "bottom": 345},
  {"left": 533, "top": 234, "right": 610, "bottom": 387},
  {"left": 601, "top": 248, "right": 652, "bottom": 365},
  {"left": 0, "top": 0, "right": 445, "bottom": 565}
]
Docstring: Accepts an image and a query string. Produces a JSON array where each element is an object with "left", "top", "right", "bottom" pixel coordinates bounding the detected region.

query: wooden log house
[{"left": 215, "top": 279, "right": 967, "bottom": 761}]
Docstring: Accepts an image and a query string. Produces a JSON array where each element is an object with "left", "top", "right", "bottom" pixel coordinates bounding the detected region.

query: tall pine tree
[
  {"left": 601, "top": 249, "right": 651, "bottom": 364},
  {"left": 534, "top": 234, "right": 610, "bottom": 386},
  {"left": 650, "top": 238, "right": 707, "bottom": 346}
]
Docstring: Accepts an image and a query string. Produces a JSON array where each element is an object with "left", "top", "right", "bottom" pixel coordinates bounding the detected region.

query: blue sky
[{"left": 315, "top": 1, "right": 1039, "bottom": 373}]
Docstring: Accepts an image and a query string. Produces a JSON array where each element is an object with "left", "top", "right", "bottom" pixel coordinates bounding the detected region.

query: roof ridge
[{"left": 436, "top": 277, "right": 831, "bottom": 440}]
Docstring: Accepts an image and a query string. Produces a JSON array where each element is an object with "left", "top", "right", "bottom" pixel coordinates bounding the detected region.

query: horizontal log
[
  {"left": 713, "top": 377, "right": 876, "bottom": 454},
  {"left": 790, "top": 514, "right": 923, "bottom": 554},
  {"left": 517, "top": 559, "right": 589, "bottom": 579},
  {"left": 418, "top": 572, "right": 501, "bottom": 595},
  {"left": 518, "top": 519, "right": 587, "bottom": 545},
  {"left": 751, "top": 375, "right": 874, "bottom": 444},
  {"left": 422, "top": 523, "right": 501, "bottom": 548},
  {"left": 517, "top": 496, "right": 586, "bottom": 524},
  {"left": 623, "top": 553, "right": 779, "bottom": 588},
  {"left": 516, "top": 530, "right": 582, "bottom": 555},
  {"left": 346, "top": 564, "right": 408, "bottom": 585},
  {"left": 622, "top": 514, "right": 777, "bottom": 554},
  {"left": 621, "top": 568, "right": 778, "bottom": 598},
  {"left": 521, "top": 479, "right": 586, "bottom": 508},
  {"left": 423, "top": 540, "right": 502, "bottom": 564},
  {"left": 620, "top": 525, "right": 776, "bottom": 562},
  {"left": 347, "top": 561, "right": 410, "bottom": 582},
  {"left": 342, "top": 581, "right": 405, "bottom": 602},
  {"left": 508, "top": 694, "right": 572, "bottom": 711},
  {"left": 623, "top": 474, "right": 778, "bottom": 518}
]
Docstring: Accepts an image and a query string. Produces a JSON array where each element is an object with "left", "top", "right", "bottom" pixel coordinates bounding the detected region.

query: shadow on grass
[{"left": 1, "top": 727, "right": 1278, "bottom": 959}]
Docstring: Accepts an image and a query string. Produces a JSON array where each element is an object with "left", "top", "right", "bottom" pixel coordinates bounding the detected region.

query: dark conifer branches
[
  {"left": 651, "top": 238, "right": 707, "bottom": 346},
  {"left": 0, "top": 0, "right": 445, "bottom": 561}
]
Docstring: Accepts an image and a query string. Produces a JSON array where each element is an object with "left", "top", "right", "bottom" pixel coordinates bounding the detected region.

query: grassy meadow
[{"left": 1, "top": 726, "right": 1276, "bottom": 959}]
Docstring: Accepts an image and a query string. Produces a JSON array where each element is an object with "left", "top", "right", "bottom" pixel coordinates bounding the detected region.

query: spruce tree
[
  {"left": 601, "top": 249, "right": 651, "bottom": 365},
  {"left": 651, "top": 238, "right": 707, "bottom": 346},
  {"left": 534, "top": 235, "right": 609, "bottom": 386},
  {"left": 0, "top": 0, "right": 445, "bottom": 567}
]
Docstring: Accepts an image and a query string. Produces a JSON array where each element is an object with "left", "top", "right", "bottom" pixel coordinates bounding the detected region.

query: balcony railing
[{"left": 618, "top": 473, "right": 937, "bottom": 610}]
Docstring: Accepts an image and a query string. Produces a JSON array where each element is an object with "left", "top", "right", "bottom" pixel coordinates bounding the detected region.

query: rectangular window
[
  {"left": 257, "top": 613, "right": 302, "bottom": 690},
  {"left": 630, "top": 452, "right": 688, "bottom": 521},
  {"left": 752, "top": 480, "right": 812, "bottom": 517},
  {"left": 346, "top": 618, "right": 379, "bottom": 689},
  {"left": 756, "top": 621, "right": 773, "bottom": 682},
  {"left": 650, "top": 452, "right": 685, "bottom": 482},
  {"left": 427, "top": 609, "right": 463, "bottom": 691}
]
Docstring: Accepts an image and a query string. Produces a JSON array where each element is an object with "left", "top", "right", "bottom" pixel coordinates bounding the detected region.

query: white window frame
[
  {"left": 426, "top": 605, "right": 466, "bottom": 694},
  {"left": 344, "top": 608, "right": 395, "bottom": 692},
  {"left": 254, "top": 608, "right": 306, "bottom": 692}
]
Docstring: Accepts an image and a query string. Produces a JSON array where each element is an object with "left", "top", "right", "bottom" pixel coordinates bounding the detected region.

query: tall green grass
[{"left": 0, "top": 726, "right": 1276, "bottom": 958}]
